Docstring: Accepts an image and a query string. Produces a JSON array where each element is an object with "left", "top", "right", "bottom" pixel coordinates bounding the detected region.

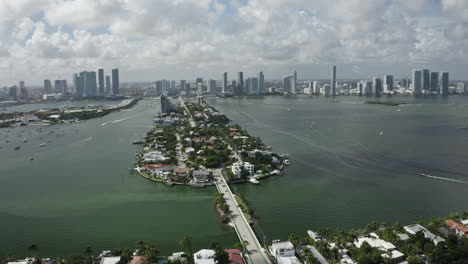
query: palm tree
[
  {"left": 178, "top": 236, "right": 194, "bottom": 264},
  {"left": 28, "top": 244, "right": 39, "bottom": 257},
  {"left": 85, "top": 247, "right": 92, "bottom": 256}
]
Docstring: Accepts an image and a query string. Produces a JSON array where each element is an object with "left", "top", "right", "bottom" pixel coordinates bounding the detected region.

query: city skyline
[{"left": 0, "top": 0, "right": 467, "bottom": 85}]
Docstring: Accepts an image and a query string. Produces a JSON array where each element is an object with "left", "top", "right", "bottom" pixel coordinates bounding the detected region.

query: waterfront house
[
  {"left": 127, "top": 256, "right": 147, "bottom": 264},
  {"left": 99, "top": 257, "right": 121, "bottom": 264},
  {"left": 19, "top": 114, "right": 39, "bottom": 123},
  {"left": 142, "top": 151, "right": 167, "bottom": 162},
  {"left": 269, "top": 241, "right": 300, "bottom": 264},
  {"left": 231, "top": 162, "right": 255, "bottom": 178},
  {"left": 168, "top": 252, "right": 186, "bottom": 262},
  {"left": 174, "top": 167, "right": 191, "bottom": 179},
  {"left": 193, "top": 170, "right": 210, "bottom": 183},
  {"left": 193, "top": 249, "right": 215, "bottom": 264},
  {"left": 141, "top": 164, "right": 176, "bottom": 177},
  {"left": 354, "top": 233, "right": 404, "bottom": 262},
  {"left": 225, "top": 249, "right": 245, "bottom": 264},
  {"left": 445, "top": 219, "right": 468, "bottom": 238},
  {"left": 404, "top": 224, "right": 445, "bottom": 245}
]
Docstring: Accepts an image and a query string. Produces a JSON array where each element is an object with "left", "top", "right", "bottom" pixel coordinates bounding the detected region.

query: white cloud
[{"left": 0, "top": 0, "right": 467, "bottom": 85}]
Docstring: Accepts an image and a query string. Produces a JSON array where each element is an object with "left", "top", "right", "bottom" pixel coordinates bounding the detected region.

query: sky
[{"left": 0, "top": 0, "right": 467, "bottom": 86}]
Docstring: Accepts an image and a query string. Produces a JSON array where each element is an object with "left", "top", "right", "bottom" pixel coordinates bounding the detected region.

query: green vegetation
[
  {"left": 235, "top": 193, "right": 254, "bottom": 219},
  {"left": 365, "top": 101, "right": 409, "bottom": 106},
  {"left": 214, "top": 194, "right": 230, "bottom": 224}
]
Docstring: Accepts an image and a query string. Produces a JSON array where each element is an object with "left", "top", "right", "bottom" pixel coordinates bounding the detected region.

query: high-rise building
[
  {"left": 384, "top": 75, "right": 393, "bottom": 93},
  {"left": 185, "top": 83, "right": 191, "bottom": 97},
  {"left": 313, "top": 81, "right": 320, "bottom": 94},
  {"left": 222, "top": 72, "right": 228, "bottom": 94},
  {"left": 422, "top": 69, "right": 430, "bottom": 92},
  {"left": 357, "top": 82, "right": 363, "bottom": 95},
  {"left": 170, "top": 80, "right": 176, "bottom": 94},
  {"left": 412, "top": 70, "right": 422, "bottom": 95},
  {"left": 372, "top": 77, "right": 383, "bottom": 95},
  {"left": 84, "top": 71, "right": 97, "bottom": 97},
  {"left": 180, "top": 80, "right": 186, "bottom": 93},
  {"left": 105, "top": 75, "right": 111, "bottom": 95},
  {"left": 237, "top": 72, "right": 244, "bottom": 96},
  {"left": 440, "top": 72, "right": 449, "bottom": 95},
  {"left": 55, "top": 80, "right": 63, "bottom": 94},
  {"left": 331, "top": 66, "right": 336, "bottom": 96},
  {"left": 258, "top": 71, "right": 264, "bottom": 94},
  {"left": 9, "top": 86, "right": 18, "bottom": 100},
  {"left": 208, "top": 79, "right": 217, "bottom": 96},
  {"left": 98, "top": 69, "right": 105, "bottom": 96},
  {"left": 430, "top": 72, "right": 439, "bottom": 92},
  {"left": 364, "top": 81, "right": 373, "bottom": 96},
  {"left": 293, "top": 71, "right": 297, "bottom": 94},
  {"left": 112, "top": 68, "right": 119, "bottom": 95},
  {"left": 401, "top": 78, "right": 409, "bottom": 88},
  {"left": 249, "top": 77, "right": 259, "bottom": 95},
  {"left": 230, "top": 80, "right": 236, "bottom": 95},
  {"left": 197, "top": 82, "right": 203, "bottom": 96},
  {"left": 44, "top": 80, "right": 52, "bottom": 94},
  {"left": 19, "top": 81, "right": 27, "bottom": 100},
  {"left": 74, "top": 74, "right": 84, "bottom": 98}
]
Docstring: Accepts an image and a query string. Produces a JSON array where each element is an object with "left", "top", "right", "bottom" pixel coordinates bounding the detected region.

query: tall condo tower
[
  {"left": 331, "top": 66, "right": 336, "bottom": 95},
  {"left": 112, "top": 68, "right": 119, "bottom": 95}
]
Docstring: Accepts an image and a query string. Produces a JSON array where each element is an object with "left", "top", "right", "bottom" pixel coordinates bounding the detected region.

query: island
[
  {"left": 0, "top": 98, "right": 140, "bottom": 128},
  {"left": 133, "top": 97, "right": 288, "bottom": 187}
]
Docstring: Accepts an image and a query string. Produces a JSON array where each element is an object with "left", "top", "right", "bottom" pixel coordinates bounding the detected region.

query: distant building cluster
[{"left": 72, "top": 68, "right": 119, "bottom": 98}]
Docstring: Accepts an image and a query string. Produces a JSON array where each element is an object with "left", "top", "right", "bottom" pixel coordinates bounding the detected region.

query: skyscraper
[
  {"left": 258, "top": 71, "right": 264, "bottom": 94},
  {"left": 98, "top": 69, "right": 105, "bottom": 96},
  {"left": 237, "top": 72, "right": 244, "bottom": 96},
  {"left": 331, "top": 66, "right": 336, "bottom": 96},
  {"left": 372, "top": 77, "right": 382, "bottom": 95},
  {"left": 44, "top": 80, "right": 52, "bottom": 94},
  {"left": 84, "top": 71, "right": 97, "bottom": 97},
  {"left": 222, "top": 72, "right": 228, "bottom": 94},
  {"left": 293, "top": 71, "right": 297, "bottom": 94},
  {"left": 364, "top": 81, "right": 373, "bottom": 96},
  {"left": 283, "top": 76, "right": 291, "bottom": 94},
  {"left": 430, "top": 72, "right": 439, "bottom": 92},
  {"left": 440, "top": 72, "right": 449, "bottom": 95},
  {"left": 9, "top": 86, "right": 18, "bottom": 100},
  {"left": 74, "top": 74, "right": 84, "bottom": 98},
  {"left": 55, "top": 80, "right": 63, "bottom": 94},
  {"left": 112, "top": 68, "right": 119, "bottom": 95},
  {"left": 180, "top": 80, "right": 186, "bottom": 93},
  {"left": 249, "top": 77, "right": 259, "bottom": 95},
  {"left": 384, "top": 75, "right": 393, "bottom": 93},
  {"left": 412, "top": 70, "right": 422, "bottom": 95},
  {"left": 185, "top": 83, "right": 191, "bottom": 97},
  {"left": 422, "top": 69, "right": 430, "bottom": 92},
  {"left": 208, "top": 80, "right": 217, "bottom": 96},
  {"left": 230, "top": 80, "right": 236, "bottom": 95},
  {"left": 105, "top": 75, "right": 111, "bottom": 95}
]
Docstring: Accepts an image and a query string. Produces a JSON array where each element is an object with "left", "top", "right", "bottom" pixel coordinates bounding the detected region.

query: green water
[
  {"left": 0, "top": 99, "right": 236, "bottom": 257},
  {"left": 1, "top": 96, "right": 468, "bottom": 257},
  {"left": 210, "top": 96, "right": 468, "bottom": 241}
]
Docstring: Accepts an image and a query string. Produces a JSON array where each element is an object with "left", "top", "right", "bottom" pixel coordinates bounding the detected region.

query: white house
[
  {"left": 99, "top": 257, "right": 121, "bottom": 264},
  {"left": 231, "top": 162, "right": 255, "bottom": 178},
  {"left": 193, "top": 249, "right": 215, "bottom": 264},
  {"left": 143, "top": 151, "right": 167, "bottom": 162},
  {"left": 354, "top": 233, "right": 404, "bottom": 262},
  {"left": 269, "top": 241, "right": 300, "bottom": 264},
  {"left": 404, "top": 224, "right": 445, "bottom": 245},
  {"left": 20, "top": 114, "right": 39, "bottom": 123}
]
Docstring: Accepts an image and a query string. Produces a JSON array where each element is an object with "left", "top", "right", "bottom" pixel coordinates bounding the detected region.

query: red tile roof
[
  {"left": 224, "top": 249, "right": 244, "bottom": 264},
  {"left": 143, "top": 164, "right": 176, "bottom": 170},
  {"left": 445, "top": 219, "right": 468, "bottom": 237},
  {"left": 128, "top": 256, "right": 147, "bottom": 264}
]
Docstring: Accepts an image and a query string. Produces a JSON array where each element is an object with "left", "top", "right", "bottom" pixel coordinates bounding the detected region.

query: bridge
[{"left": 213, "top": 169, "right": 272, "bottom": 264}]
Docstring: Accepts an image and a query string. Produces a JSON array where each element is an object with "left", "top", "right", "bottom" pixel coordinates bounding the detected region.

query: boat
[
  {"left": 132, "top": 140, "right": 144, "bottom": 144},
  {"left": 379, "top": 131, "right": 384, "bottom": 136},
  {"left": 420, "top": 173, "right": 430, "bottom": 177},
  {"left": 283, "top": 159, "right": 290, "bottom": 165},
  {"left": 249, "top": 178, "right": 259, "bottom": 184},
  {"left": 14, "top": 146, "right": 20, "bottom": 150},
  {"left": 30, "top": 157, "right": 34, "bottom": 160},
  {"left": 40, "top": 143, "right": 46, "bottom": 147},
  {"left": 307, "top": 230, "right": 323, "bottom": 242},
  {"left": 23, "top": 139, "right": 27, "bottom": 142}
]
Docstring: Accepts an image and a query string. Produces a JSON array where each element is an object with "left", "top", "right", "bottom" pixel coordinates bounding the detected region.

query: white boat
[
  {"left": 40, "top": 143, "right": 46, "bottom": 147},
  {"left": 379, "top": 131, "right": 383, "bottom": 136},
  {"left": 283, "top": 159, "right": 290, "bottom": 165},
  {"left": 249, "top": 178, "right": 259, "bottom": 184},
  {"left": 307, "top": 230, "right": 323, "bottom": 241}
]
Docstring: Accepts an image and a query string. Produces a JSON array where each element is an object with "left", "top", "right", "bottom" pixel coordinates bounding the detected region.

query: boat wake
[
  {"left": 420, "top": 173, "right": 468, "bottom": 184},
  {"left": 101, "top": 121, "right": 110, "bottom": 126},
  {"left": 80, "top": 137, "right": 93, "bottom": 142}
]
